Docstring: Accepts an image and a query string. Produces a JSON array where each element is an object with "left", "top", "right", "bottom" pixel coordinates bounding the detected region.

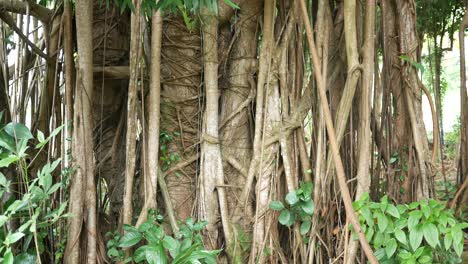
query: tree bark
[
  {"left": 346, "top": 0, "right": 375, "bottom": 262},
  {"left": 136, "top": 2, "right": 163, "bottom": 227},
  {"left": 65, "top": 0, "right": 95, "bottom": 262},
  {"left": 122, "top": 0, "right": 141, "bottom": 228},
  {"left": 199, "top": 6, "right": 231, "bottom": 251}
]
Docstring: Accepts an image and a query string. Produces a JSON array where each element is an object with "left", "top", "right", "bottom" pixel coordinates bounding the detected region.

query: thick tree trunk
[
  {"left": 346, "top": 0, "right": 375, "bottom": 262},
  {"left": 199, "top": 7, "right": 231, "bottom": 251},
  {"left": 65, "top": 0, "right": 96, "bottom": 262},
  {"left": 396, "top": 0, "right": 433, "bottom": 199},
  {"left": 160, "top": 17, "right": 201, "bottom": 221},
  {"left": 220, "top": 1, "right": 261, "bottom": 255}
]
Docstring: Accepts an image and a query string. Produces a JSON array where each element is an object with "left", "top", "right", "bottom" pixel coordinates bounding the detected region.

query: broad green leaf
[
  {"left": 39, "top": 174, "right": 52, "bottom": 191},
  {"left": 300, "top": 221, "right": 311, "bottom": 235},
  {"left": 451, "top": 227, "right": 463, "bottom": 256},
  {"left": 4, "top": 123, "right": 33, "bottom": 140},
  {"left": 269, "top": 201, "right": 285, "bottom": 211},
  {"left": 409, "top": 225, "right": 423, "bottom": 251},
  {"left": 193, "top": 221, "right": 208, "bottom": 231},
  {"left": 394, "top": 228, "right": 407, "bottom": 245},
  {"left": 376, "top": 212, "right": 388, "bottom": 232},
  {"left": 285, "top": 191, "right": 299, "bottom": 205},
  {"left": 360, "top": 206, "right": 374, "bottom": 227},
  {"left": 133, "top": 245, "right": 149, "bottom": 262},
  {"left": 408, "top": 211, "right": 422, "bottom": 230},
  {"left": 444, "top": 233, "right": 452, "bottom": 251},
  {"left": 0, "top": 155, "right": 19, "bottom": 168},
  {"left": 5, "top": 232, "right": 24, "bottom": 245},
  {"left": 422, "top": 223, "right": 438, "bottom": 248},
  {"left": 123, "top": 224, "right": 138, "bottom": 233},
  {"left": 162, "top": 236, "right": 180, "bottom": 258},
  {"left": 454, "top": 237, "right": 463, "bottom": 256},
  {"left": 4, "top": 249, "right": 13, "bottom": 264},
  {"left": 385, "top": 238, "right": 397, "bottom": 258},
  {"left": 301, "top": 200, "right": 314, "bottom": 215},
  {"left": 118, "top": 231, "right": 142, "bottom": 248},
  {"left": 418, "top": 255, "right": 432, "bottom": 264},
  {"left": 365, "top": 227, "right": 374, "bottom": 242},
  {"left": 278, "top": 210, "right": 294, "bottom": 227},
  {"left": 107, "top": 247, "right": 120, "bottom": 258},
  {"left": 386, "top": 204, "right": 400, "bottom": 218},
  {"left": 146, "top": 243, "right": 167, "bottom": 264}
]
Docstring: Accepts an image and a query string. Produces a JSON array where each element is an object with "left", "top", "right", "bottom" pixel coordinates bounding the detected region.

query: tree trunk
[{"left": 65, "top": 0, "right": 96, "bottom": 262}]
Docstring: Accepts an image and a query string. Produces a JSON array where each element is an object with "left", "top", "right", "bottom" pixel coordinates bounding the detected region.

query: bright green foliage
[
  {"left": 269, "top": 182, "right": 314, "bottom": 235},
  {"left": 352, "top": 193, "right": 467, "bottom": 263},
  {"left": 106, "top": 212, "right": 220, "bottom": 263},
  {"left": 0, "top": 120, "right": 68, "bottom": 263}
]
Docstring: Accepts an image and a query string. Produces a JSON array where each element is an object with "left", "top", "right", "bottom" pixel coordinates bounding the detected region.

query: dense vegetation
[{"left": 0, "top": 0, "right": 467, "bottom": 263}]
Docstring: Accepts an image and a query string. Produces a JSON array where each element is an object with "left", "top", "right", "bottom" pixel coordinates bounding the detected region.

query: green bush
[
  {"left": 352, "top": 193, "right": 467, "bottom": 263},
  {"left": 0, "top": 120, "right": 68, "bottom": 263},
  {"left": 269, "top": 182, "right": 315, "bottom": 235},
  {"left": 106, "top": 212, "right": 220, "bottom": 263}
]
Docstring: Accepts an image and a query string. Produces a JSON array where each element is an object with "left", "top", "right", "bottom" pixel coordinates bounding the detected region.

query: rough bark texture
[
  {"left": 160, "top": 17, "right": 201, "bottom": 221},
  {"left": 346, "top": 0, "right": 375, "bottom": 262},
  {"left": 65, "top": 0, "right": 96, "bottom": 262}
]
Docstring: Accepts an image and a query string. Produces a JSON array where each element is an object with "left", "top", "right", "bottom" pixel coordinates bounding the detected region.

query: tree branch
[
  {"left": 0, "top": 0, "right": 52, "bottom": 22},
  {"left": 0, "top": 11, "right": 49, "bottom": 60}
]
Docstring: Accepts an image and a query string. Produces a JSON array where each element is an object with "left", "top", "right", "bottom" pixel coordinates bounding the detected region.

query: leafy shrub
[
  {"left": 106, "top": 212, "right": 220, "bottom": 263},
  {"left": 269, "top": 182, "right": 315, "bottom": 235},
  {"left": 352, "top": 193, "right": 467, "bottom": 263},
  {"left": 0, "top": 120, "right": 68, "bottom": 263}
]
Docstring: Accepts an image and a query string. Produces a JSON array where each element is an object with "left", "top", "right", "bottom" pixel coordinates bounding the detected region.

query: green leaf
[
  {"left": 278, "top": 210, "right": 295, "bottom": 227},
  {"left": 300, "top": 221, "right": 311, "bottom": 235},
  {"left": 385, "top": 238, "right": 397, "bottom": 258},
  {"left": 269, "top": 201, "right": 285, "bottom": 211},
  {"left": 162, "top": 236, "right": 180, "bottom": 258},
  {"left": 408, "top": 211, "right": 422, "bottom": 230},
  {"left": 4, "top": 249, "right": 13, "bottom": 264},
  {"left": 360, "top": 206, "right": 374, "bottom": 227},
  {"left": 418, "top": 255, "right": 432, "bottom": 264},
  {"left": 394, "top": 228, "right": 407, "bottom": 245},
  {"left": 285, "top": 191, "right": 299, "bottom": 205},
  {"left": 37, "top": 130, "right": 45, "bottom": 143},
  {"left": 301, "top": 200, "right": 314, "bottom": 215},
  {"left": 193, "top": 221, "right": 207, "bottom": 231},
  {"left": 422, "top": 223, "right": 439, "bottom": 248},
  {"left": 5, "top": 232, "right": 25, "bottom": 245},
  {"left": 123, "top": 224, "right": 138, "bottom": 233},
  {"left": 39, "top": 174, "right": 52, "bottom": 191},
  {"left": 118, "top": 232, "right": 142, "bottom": 248},
  {"left": 451, "top": 227, "right": 463, "bottom": 256},
  {"left": 386, "top": 204, "right": 400, "bottom": 218},
  {"left": 222, "top": 0, "right": 239, "bottom": 9},
  {"left": 146, "top": 243, "right": 167, "bottom": 264},
  {"left": 376, "top": 212, "right": 388, "bottom": 232},
  {"left": 0, "top": 155, "right": 19, "bottom": 168},
  {"left": 107, "top": 247, "right": 120, "bottom": 258},
  {"left": 409, "top": 225, "right": 423, "bottom": 251},
  {"left": 365, "top": 226, "right": 374, "bottom": 242},
  {"left": 133, "top": 245, "right": 149, "bottom": 262},
  {"left": 4, "top": 123, "right": 33, "bottom": 140},
  {"left": 444, "top": 233, "right": 452, "bottom": 251}
]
